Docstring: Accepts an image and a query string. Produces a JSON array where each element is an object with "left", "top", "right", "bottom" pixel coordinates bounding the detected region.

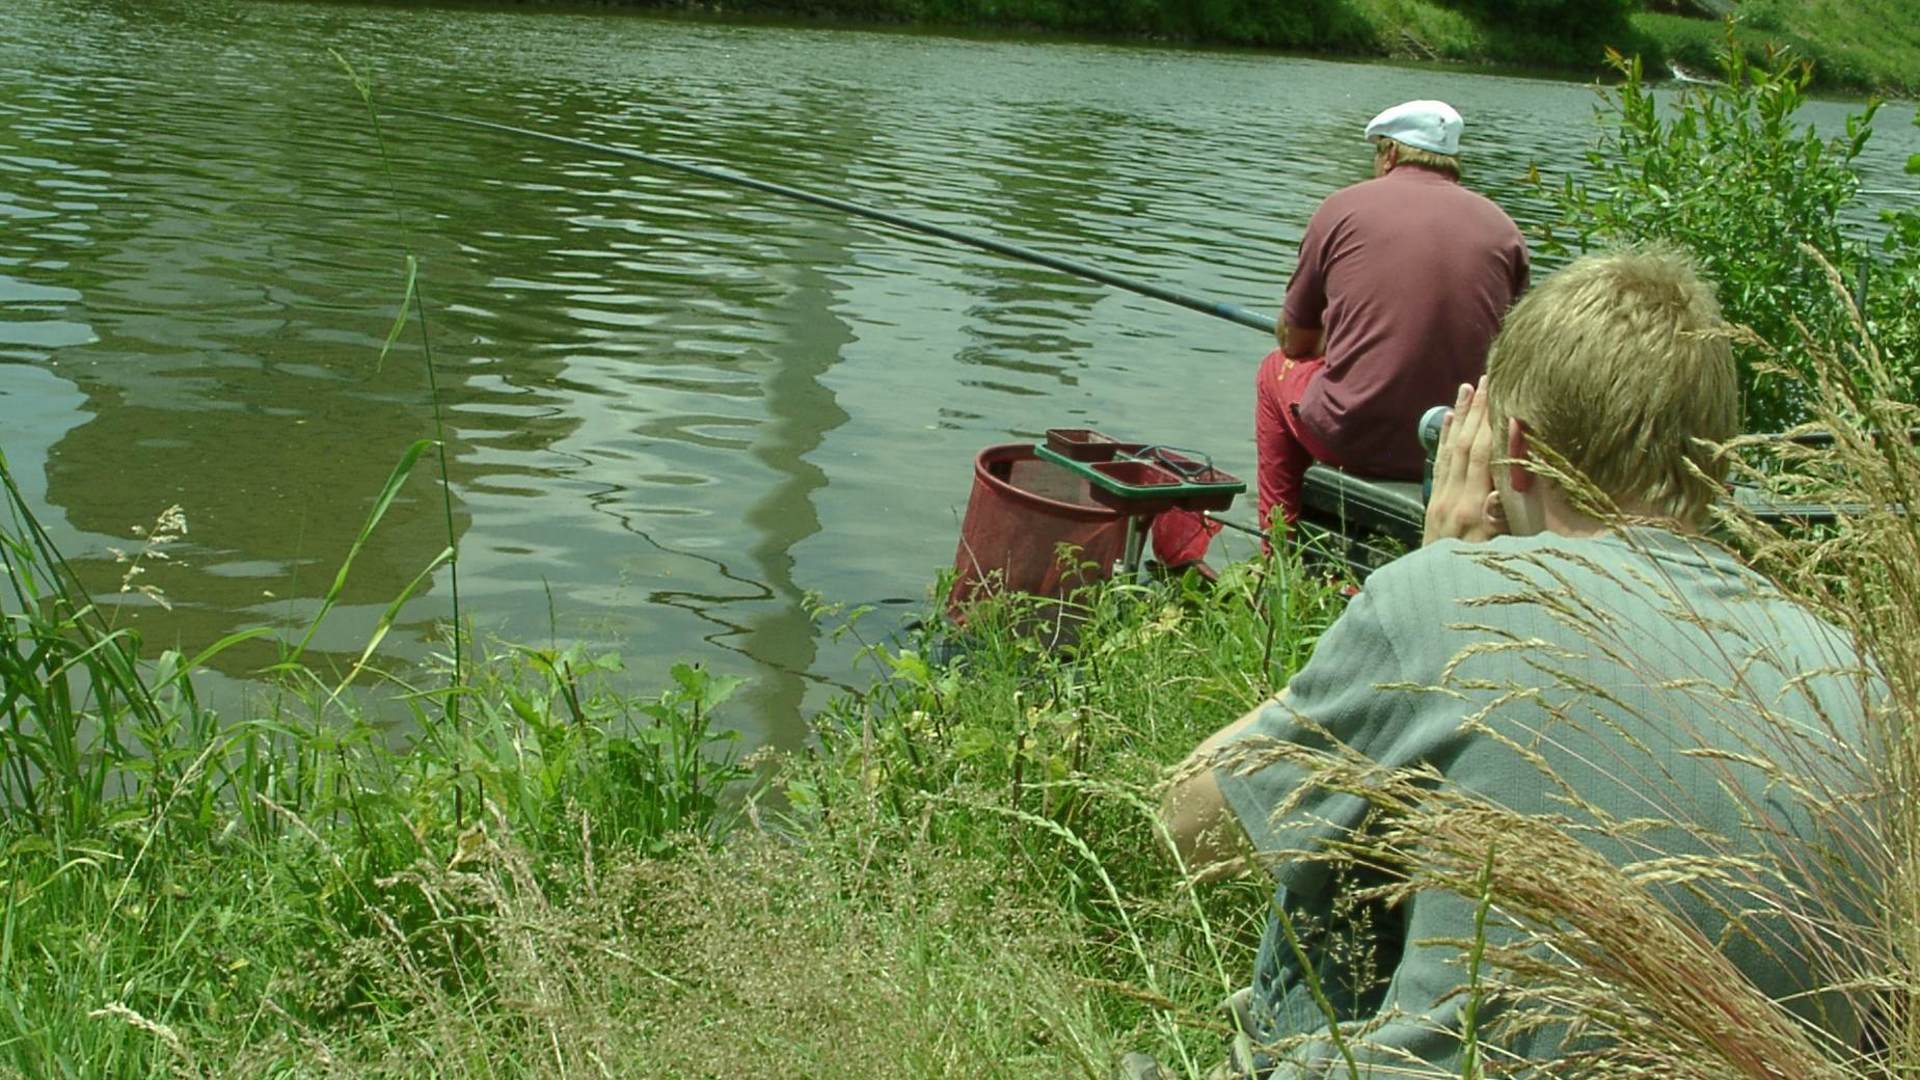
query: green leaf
[
  {"left": 669, "top": 662, "right": 703, "bottom": 696},
  {"left": 887, "top": 650, "right": 932, "bottom": 687},
  {"left": 702, "top": 674, "right": 745, "bottom": 710},
  {"left": 373, "top": 255, "right": 418, "bottom": 375},
  {"left": 183, "top": 627, "right": 277, "bottom": 676}
]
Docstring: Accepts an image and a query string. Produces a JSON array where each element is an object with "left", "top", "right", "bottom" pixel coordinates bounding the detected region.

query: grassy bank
[
  {"left": 0, "top": 448, "right": 1348, "bottom": 1072},
  {"left": 0, "top": 447, "right": 760, "bottom": 1073},
  {"left": 1335, "top": 0, "right": 1920, "bottom": 98},
  {"left": 386, "top": 0, "right": 1920, "bottom": 98},
  {"left": 1630, "top": 1, "right": 1920, "bottom": 98},
  {"left": 8, "top": 415, "right": 1920, "bottom": 1074}
]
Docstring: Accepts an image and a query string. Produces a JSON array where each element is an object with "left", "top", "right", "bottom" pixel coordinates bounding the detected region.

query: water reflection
[{"left": 3, "top": 0, "right": 1915, "bottom": 741}]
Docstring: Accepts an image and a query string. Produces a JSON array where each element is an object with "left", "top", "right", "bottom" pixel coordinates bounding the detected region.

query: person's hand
[{"left": 1422, "top": 378, "right": 1507, "bottom": 546}]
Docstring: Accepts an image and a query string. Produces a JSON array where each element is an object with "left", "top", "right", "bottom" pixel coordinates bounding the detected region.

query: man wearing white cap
[{"left": 1254, "top": 99, "right": 1529, "bottom": 533}]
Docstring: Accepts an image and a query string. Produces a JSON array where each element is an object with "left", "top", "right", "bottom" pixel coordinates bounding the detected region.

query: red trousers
[
  {"left": 1255, "top": 348, "right": 1339, "bottom": 532},
  {"left": 1147, "top": 349, "right": 1337, "bottom": 567}
]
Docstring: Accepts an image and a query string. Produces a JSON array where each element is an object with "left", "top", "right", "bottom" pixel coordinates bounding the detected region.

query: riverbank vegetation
[
  {"left": 432, "top": 0, "right": 1920, "bottom": 98},
  {"left": 0, "top": 450, "right": 1347, "bottom": 1072},
  {"left": 7, "top": 38, "right": 1920, "bottom": 1079},
  {"left": 1533, "top": 38, "right": 1920, "bottom": 431}
]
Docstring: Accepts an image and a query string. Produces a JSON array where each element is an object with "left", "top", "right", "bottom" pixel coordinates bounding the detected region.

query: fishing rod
[
  {"left": 382, "top": 107, "right": 1278, "bottom": 336},
  {"left": 1203, "top": 511, "right": 1264, "bottom": 538}
]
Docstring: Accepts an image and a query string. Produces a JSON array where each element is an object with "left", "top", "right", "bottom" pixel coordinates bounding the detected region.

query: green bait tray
[{"left": 1034, "top": 428, "right": 1246, "bottom": 514}]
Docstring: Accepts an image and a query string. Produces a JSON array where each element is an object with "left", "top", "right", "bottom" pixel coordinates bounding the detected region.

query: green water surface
[{"left": 2, "top": 0, "right": 1913, "bottom": 742}]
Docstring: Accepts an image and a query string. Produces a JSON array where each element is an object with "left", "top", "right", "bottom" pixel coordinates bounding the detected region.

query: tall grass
[
  {"left": 16, "top": 414, "right": 1911, "bottom": 1078},
  {"left": 790, "top": 555, "right": 1352, "bottom": 1072},
  {"left": 0, "top": 446, "right": 750, "bottom": 1074},
  {"left": 0, "top": 442, "right": 1340, "bottom": 1074}
]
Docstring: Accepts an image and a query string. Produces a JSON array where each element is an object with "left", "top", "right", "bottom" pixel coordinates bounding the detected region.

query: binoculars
[
  {"left": 1418, "top": 403, "right": 1450, "bottom": 501},
  {"left": 1417, "top": 403, "right": 1451, "bottom": 457}
]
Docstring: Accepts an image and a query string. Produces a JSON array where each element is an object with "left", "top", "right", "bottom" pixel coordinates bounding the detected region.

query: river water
[{"left": 3, "top": 0, "right": 1915, "bottom": 745}]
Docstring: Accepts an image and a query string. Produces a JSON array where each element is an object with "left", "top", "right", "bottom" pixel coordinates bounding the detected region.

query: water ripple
[{"left": 3, "top": 0, "right": 1914, "bottom": 737}]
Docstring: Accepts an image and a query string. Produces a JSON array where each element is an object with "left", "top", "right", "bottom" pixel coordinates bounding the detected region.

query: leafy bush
[
  {"left": 1738, "top": 0, "right": 1787, "bottom": 33},
  {"left": 1443, "top": 0, "right": 1634, "bottom": 38},
  {"left": 1869, "top": 109, "right": 1920, "bottom": 379},
  {"left": 1532, "top": 35, "right": 1918, "bottom": 431}
]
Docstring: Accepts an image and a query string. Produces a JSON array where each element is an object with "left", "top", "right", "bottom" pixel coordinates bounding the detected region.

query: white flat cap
[{"left": 1364, "top": 100, "right": 1463, "bottom": 156}]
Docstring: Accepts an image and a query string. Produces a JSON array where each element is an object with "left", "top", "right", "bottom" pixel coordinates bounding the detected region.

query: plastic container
[
  {"left": 947, "top": 443, "right": 1130, "bottom": 620},
  {"left": 1037, "top": 444, "right": 1244, "bottom": 514},
  {"left": 1044, "top": 428, "right": 1116, "bottom": 453},
  {"left": 1091, "top": 460, "right": 1181, "bottom": 487}
]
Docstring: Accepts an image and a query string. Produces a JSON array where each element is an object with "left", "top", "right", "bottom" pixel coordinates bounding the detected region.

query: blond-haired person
[
  {"left": 1138, "top": 249, "right": 1874, "bottom": 1078},
  {"left": 1421, "top": 246, "right": 1739, "bottom": 541}
]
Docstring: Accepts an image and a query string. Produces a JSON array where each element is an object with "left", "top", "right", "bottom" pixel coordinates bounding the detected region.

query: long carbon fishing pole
[{"left": 383, "top": 107, "right": 1277, "bottom": 335}]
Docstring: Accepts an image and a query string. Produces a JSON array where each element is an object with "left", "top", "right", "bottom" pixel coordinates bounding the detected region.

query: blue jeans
[{"left": 1240, "top": 882, "right": 1400, "bottom": 1072}]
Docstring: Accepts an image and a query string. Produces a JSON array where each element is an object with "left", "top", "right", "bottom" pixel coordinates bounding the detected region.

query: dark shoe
[{"left": 1225, "top": 987, "right": 1260, "bottom": 1075}]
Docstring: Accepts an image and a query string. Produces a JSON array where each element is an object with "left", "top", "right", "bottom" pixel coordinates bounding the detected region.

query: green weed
[
  {"left": 1531, "top": 32, "right": 1917, "bottom": 432},
  {"left": 0, "top": 440, "right": 753, "bottom": 1074}
]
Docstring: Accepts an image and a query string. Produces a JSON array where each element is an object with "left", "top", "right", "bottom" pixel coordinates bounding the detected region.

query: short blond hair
[
  {"left": 1376, "top": 137, "right": 1461, "bottom": 178},
  {"left": 1486, "top": 247, "right": 1738, "bottom": 527}
]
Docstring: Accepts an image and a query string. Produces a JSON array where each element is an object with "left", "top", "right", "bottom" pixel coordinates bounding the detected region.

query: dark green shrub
[
  {"left": 1737, "top": 0, "right": 1786, "bottom": 33},
  {"left": 1533, "top": 35, "right": 1905, "bottom": 430},
  {"left": 1445, "top": 0, "right": 1634, "bottom": 38},
  {"left": 1867, "top": 111, "right": 1920, "bottom": 398}
]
